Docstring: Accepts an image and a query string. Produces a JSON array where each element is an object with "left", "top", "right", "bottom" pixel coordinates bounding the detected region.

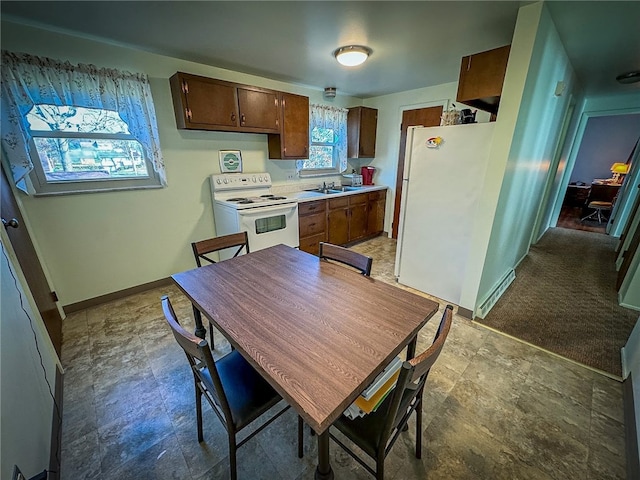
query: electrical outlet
[
  {"left": 13, "top": 465, "right": 26, "bottom": 480},
  {"left": 285, "top": 170, "right": 297, "bottom": 181}
]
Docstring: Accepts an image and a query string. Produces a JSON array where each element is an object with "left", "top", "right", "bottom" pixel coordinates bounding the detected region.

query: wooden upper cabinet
[
  {"left": 456, "top": 45, "right": 511, "bottom": 115},
  {"left": 347, "top": 106, "right": 378, "bottom": 158},
  {"left": 170, "top": 73, "right": 238, "bottom": 129},
  {"left": 170, "top": 72, "right": 279, "bottom": 133},
  {"left": 268, "top": 92, "right": 309, "bottom": 159},
  {"left": 236, "top": 86, "right": 279, "bottom": 131}
]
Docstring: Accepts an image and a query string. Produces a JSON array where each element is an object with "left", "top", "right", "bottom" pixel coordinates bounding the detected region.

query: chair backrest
[
  {"left": 586, "top": 184, "right": 619, "bottom": 205},
  {"left": 408, "top": 305, "right": 453, "bottom": 383},
  {"left": 161, "top": 295, "right": 233, "bottom": 424},
  {"left": 378, "top": 305, "right": 453, "bottom": 442},
  {"left": 192, "top": 231, "right": 249, "bottom": 267},
  {"left": 318, "top": 242, "right": 373, "bottom": 276}
]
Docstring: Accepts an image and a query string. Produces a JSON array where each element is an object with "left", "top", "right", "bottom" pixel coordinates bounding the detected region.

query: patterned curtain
[
  {"left": 297, "top": 103, "right": 348, "bottom": 172},
  {"left": 0, "top": 50, "right": 166, "bottom": 192}
]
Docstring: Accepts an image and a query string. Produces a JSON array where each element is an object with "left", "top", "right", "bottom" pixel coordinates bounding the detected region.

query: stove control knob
[
  {"left": 223, "top": 178, "right": 228, "bottom": 184},
  {"left": 252, "top": 177, "right": 257, "bottom": 182}
]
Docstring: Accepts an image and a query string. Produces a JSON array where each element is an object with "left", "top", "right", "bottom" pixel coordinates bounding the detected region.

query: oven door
[{"left": 238, "top": 203, "right": 299, "bottom": 253}]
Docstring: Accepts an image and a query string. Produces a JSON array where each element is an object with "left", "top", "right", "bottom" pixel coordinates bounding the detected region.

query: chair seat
[
  {"left": 201, "top": 350, "right": 282, "bottom": 430},
  {"left": 587, "top": 201, "right": 612, "bottom": 209},
  {"left": 332, "top": 385, "right": 417, "bottom": 458}
]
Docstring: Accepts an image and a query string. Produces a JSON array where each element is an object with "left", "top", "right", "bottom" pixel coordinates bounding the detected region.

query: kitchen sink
[{"left": 304, "top": 186, "right": 364, "bottom": 194}]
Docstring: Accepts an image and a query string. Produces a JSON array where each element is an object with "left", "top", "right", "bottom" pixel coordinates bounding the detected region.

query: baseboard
[
  {"left": 63, "top": 277, "right": 172, "bottom": 314},
  {"left": 476, "top": 269, "right": 516, "bottom": 319},
  {"left": 49, "top": 365, "right": 63, "bottom": 480},
  {"left": 624, "top": 374, "right": 639, "bottom": 480},
  {"left": 457, "top": 306, "right": 473, "bottom": 319}
]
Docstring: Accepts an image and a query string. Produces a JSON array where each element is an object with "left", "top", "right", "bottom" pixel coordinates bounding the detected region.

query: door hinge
[
  {"left": 51, "top": 291, "right": 59, "bottom": 302},
  {"left": 186, "top": 108, "right": 192, "bottom": 120},
  {"left": 182, "top": 80, "right": 189, "bottom": 94}
]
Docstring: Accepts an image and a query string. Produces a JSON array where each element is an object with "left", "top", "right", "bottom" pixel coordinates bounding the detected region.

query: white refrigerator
[{"left": 394, "top": 122, "right": 495, "bottom": 307}]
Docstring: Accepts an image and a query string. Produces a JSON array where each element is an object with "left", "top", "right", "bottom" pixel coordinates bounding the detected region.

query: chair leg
[
  {"left": 415, "top": 398, "right": 423, "bottom": 459},
  {"left": 229, "top": 434, "right": 238, "bottom": 480},
  {"left": 208, "top": 321, "right": 215, "bottom": 350},
  {"left": 376, "top": 453, "right": 385, "bottom": 480},
  {"left": 195, "top": 384, "right": 204, "bottom": 442},
  {"left": 298, "top": 416, "right": 304, "bottom": 458}
]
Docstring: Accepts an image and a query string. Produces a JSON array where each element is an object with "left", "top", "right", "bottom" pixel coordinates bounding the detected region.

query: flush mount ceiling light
[
  {"left": 334, "top": 45, "right": 372, "bottom": 67},
  {"left": 616, "top": 71, "right": 640, "bottom": 84}
]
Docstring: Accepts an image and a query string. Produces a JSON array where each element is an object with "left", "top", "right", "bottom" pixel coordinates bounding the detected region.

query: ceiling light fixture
[
  {"left": 334, "top": 45, "right": 372, "bottom": 67},
  {"left": 616, "top": 71, "right": 640, "bottom": 84}
]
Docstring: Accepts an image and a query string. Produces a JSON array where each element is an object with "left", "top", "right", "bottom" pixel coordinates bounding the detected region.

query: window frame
[{"left": 25, "top": 107, "right": 163, "bottom": 196}]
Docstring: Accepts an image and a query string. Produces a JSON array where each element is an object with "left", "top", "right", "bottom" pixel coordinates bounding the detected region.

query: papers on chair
[{"left": 343, "top": 356, "right": 403, "bottom": 420}]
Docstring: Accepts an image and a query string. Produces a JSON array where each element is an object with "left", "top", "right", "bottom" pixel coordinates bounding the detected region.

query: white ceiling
[{"left": 1, "top": 1, "right": 639, "bottom": 99}]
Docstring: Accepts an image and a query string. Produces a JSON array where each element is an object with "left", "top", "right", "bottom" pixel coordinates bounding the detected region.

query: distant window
[{"left": 297, "top": 104, "right": 347, "bottom": 176}]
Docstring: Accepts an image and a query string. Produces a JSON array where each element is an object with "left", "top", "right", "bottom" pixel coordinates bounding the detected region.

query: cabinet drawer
[
  {"left": 299, "top": 200, "right": 326, "bottom": 216},
  {"left": 328, "top": 197, "right": 349, "bottom": 209},
  {"left": 349, "top": 193, "right": 368, "bottom": 205},
  {"left": 299, "top": 233, "right": 325, "bottom": 256},
  {"left": 368, "top": 190, "right": 386, "bottom": 202},
  {"left": 299, "top": 212, "right": 326, "bottom": 237}
]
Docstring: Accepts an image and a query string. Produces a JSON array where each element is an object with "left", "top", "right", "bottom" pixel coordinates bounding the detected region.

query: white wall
[
  {"left": 1, "top": 21, "right": 360, "bottom": 306},
  {"left": 622, "top": 315, "right": 640, "bottom": 466},
  {"left": 0, "top": 231, "right": 61, "bottom": 480},
  {"left": 474, "top": 2, "right": 577, "bottom": 311}
]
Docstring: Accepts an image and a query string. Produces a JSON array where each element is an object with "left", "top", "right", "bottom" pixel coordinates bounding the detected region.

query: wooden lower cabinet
[
  {"left": 298, "top": 190, "right": 387, "bottom": 254},
  {"left": 298, "top": 200, "right": 326, "bottom": 255},
  {"left": 327, "top": 197, "right": 349, "bottom": 245},
  {"left": 367, "top": 190, "right": 386, "bottom": 236}
]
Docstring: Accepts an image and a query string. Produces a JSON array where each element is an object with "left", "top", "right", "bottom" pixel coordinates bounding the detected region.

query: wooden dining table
[{"left": 171, "top": 244, "right": 439, "bottom": 479}]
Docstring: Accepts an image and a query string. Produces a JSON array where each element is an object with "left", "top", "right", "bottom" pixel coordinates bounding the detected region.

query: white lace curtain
[
  {"left": 298, "top": 103, "right": 348, "bottom": 172},
  {"left": 0, "top": 50, "right": 166, "bottom": 192}
]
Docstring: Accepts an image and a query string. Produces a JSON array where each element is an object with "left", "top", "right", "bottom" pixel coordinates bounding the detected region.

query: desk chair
[
  {"left": 191, "top": 232, "right": 249, "bottom": 346},
  {"left": 319, "top": 242, "right": 373, "bottom": 276},
  {"left": 162, "top": 295, "right": 296, "bottom": 480},
  {"left": 328, "top": 305, "right": 453, "bottom": 479},
  {"left": 581, "top": 183, "right": 620, "bottom": 224}
]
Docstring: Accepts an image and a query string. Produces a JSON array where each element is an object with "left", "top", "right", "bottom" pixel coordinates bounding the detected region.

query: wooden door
[
  {"left": 391, "top": 106, "right": 443, "bottom": 238},
  {"left": 349, "top": 195, "right": 369, "bottom": 241},
  {"left": 280, "top": 92, "right": 309, "bottom": 158},
  {"left": 367, "top": 191, "right": 386, "bottom": 235},
  {"left": 328, "top": 204, "right": 349, "bottom": 245},
  {"left": 237, "top": 86, "right": 279, "bottom": 131},
  {"left": 1, "top": 166, "right": 62, "bottom": 355},
  {"left": 182, "top": 75, "right": 239, "bottom": 128}
]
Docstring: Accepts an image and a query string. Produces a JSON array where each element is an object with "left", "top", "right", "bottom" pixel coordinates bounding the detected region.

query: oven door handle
[{"left": 237, "top": 203, "right": 298, "bottom": 216}]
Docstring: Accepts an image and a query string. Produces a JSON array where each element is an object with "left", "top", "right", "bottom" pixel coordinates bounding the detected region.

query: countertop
[{"left": 286, "top": 185, "right": 387, "bottom": 203}]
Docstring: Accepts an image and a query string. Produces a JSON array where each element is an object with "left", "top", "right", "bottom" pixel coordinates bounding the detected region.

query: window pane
[
  {"left": 26, "top": 105, "right": 130, "bottom": 134},
  {"left": 33, "top": 137, "right": 148, "bottom": 182},
  {"left": 311, "top": 127, "right": 334, "bottom": 143},
  {"left": 304, "top": 146, "right": 334, "bottom": 169}
]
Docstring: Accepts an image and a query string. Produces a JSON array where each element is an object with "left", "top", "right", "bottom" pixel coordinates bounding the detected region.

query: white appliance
[
  {"left": 394, "top": 123, "right": 495, "bottom": 307},
  {"left": 211, "top": 173, "right": 299, "bottom": 260}
]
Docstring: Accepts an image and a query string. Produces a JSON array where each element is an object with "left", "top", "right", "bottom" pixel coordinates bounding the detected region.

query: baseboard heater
[{"left": 476, "top": 269, "right": 516, "bottom": 319}]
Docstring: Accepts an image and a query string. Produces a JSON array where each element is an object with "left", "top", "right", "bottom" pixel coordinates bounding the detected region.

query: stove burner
[
  {"left": 271, "top": 196, "right": 286, "bottom": 200},
  {"left": 228, "top": 197, "right": 248, "bottom": 202},
  {"left": 237, "top": 200, "right": 254, "bottom": 204},
  {"left": 260, "top": 194, "right": 275, "bottom": 198}
]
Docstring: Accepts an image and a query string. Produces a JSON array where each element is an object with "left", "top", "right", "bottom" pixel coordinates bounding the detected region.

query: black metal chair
[
  {"left": 329, "top": 305, "right": 454, "bottom": 479},
  {"left": 161, "top": 295, "right": 296, "bottom": 480},
  {"left": 318, "top": 242, "right": 373, "bottom": 276},
  {"left": 190, "top": 232, "right": 250, "bottom": 346}
]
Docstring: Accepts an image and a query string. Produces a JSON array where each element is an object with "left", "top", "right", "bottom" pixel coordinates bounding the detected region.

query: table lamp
[{"left": 610, "top": 162, "right": 629, "bottom": 183}]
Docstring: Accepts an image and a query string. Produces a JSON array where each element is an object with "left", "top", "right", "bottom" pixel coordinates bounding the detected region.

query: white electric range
[{"left": 210, "top": 173, "right": 299, "bottom": 260}]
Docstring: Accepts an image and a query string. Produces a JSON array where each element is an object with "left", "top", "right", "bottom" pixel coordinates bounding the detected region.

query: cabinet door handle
[
  {"left": 241, "top": 114, "right": 246, "bottom": 126},
  {"left": 231, "top": 113, "right": 236, "bottom": 122}
]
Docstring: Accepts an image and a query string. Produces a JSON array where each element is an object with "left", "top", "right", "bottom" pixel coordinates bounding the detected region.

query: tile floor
[{"left": 60, "top": 236, "right": 627, "bottom": 479}]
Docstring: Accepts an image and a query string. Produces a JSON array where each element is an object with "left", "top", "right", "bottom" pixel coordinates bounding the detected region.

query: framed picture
[{"left": 219, "top": 150, "right": 243, "bottom": 173}]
